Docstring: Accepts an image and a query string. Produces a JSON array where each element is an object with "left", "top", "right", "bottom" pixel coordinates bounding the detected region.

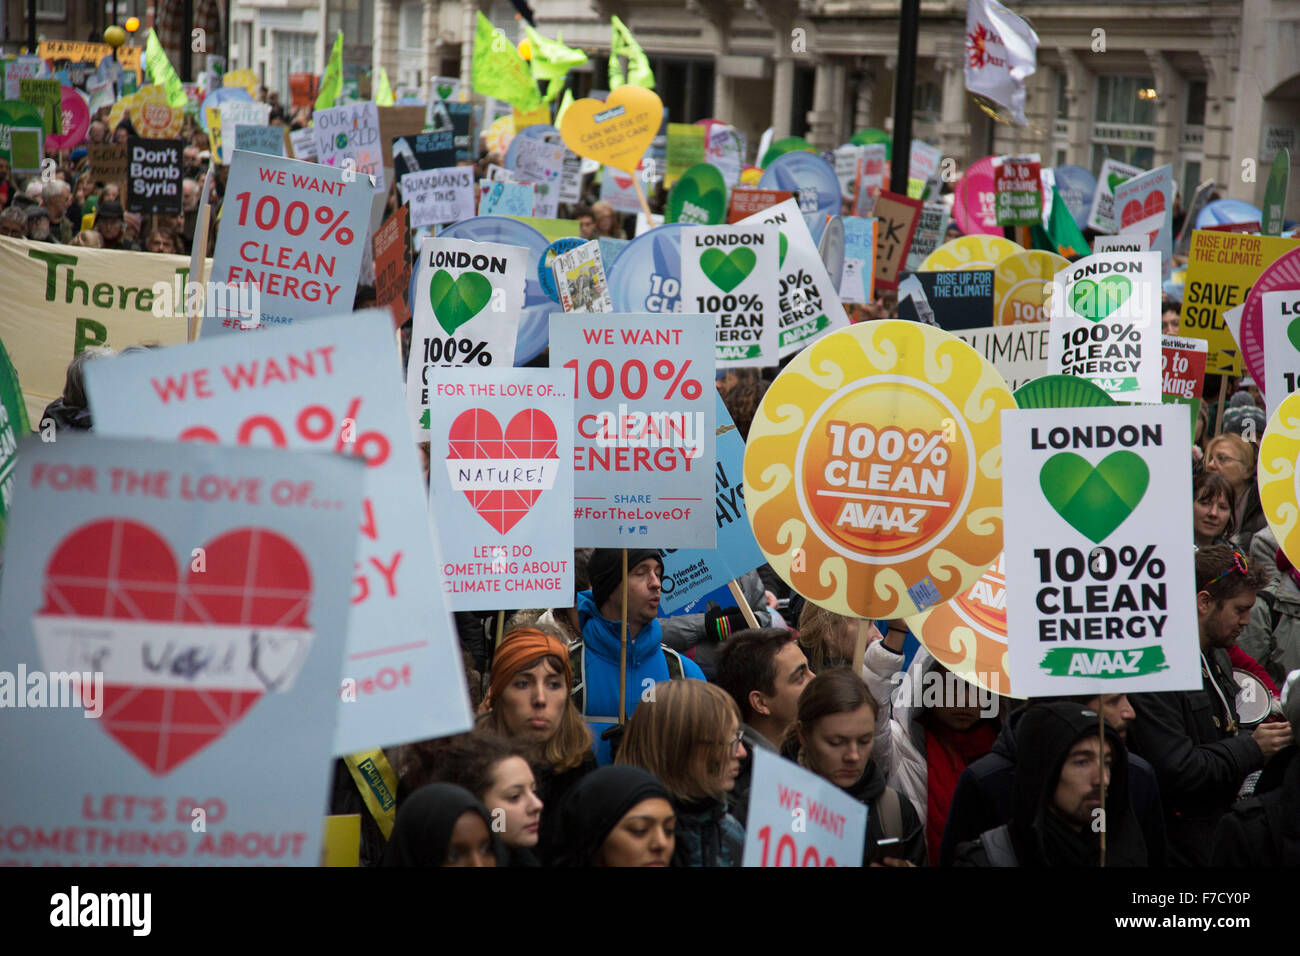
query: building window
[
  {"left": 273, "top": 31, "right": 317, "bottom": 105},
  {"left": 915, "top": 80, "right": 941, "bottom": 123},
  {"left": 1185, "top": 80, "right": 1207, "bottom": 126},
  {"left": 260, "top": 30, "right": 266, "bottom": 48},
  {"left": 401, "top": 2, "right": 424, "bottom": 52},
  {"left": 1181, "top": 160, "right": 1202, "bottom": 208},
  {"left": 1091, "top": 75, "right": 1157, "bottom": 169},
  {"left": 1056, "top": 71, "right": 1068, "bottom": 119},
  {"left": 36, "top": 0, "right": 66, "bottom": 19}
]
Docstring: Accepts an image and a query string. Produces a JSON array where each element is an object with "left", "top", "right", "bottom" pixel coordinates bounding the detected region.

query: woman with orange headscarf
[{"left": 480, "top": 625, "right": 595, "bottom": 863}]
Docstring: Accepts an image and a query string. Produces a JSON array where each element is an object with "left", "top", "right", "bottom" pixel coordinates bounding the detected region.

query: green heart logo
[
  {"left": 667, "top": 167, "right": 726, "bottom": 224},
  {"left": 1040, "top": 451, "right": 1149, "bottom": 543},
  {"left": 700, "top": 247, "right": 757, "bottom": 293},
  {"left": 438, "top": 84, "right": 453, "bottom": 99},
  {"left": 1069, "top": 275, "right": 1132, "bottom": 322},
  {"left": 1288, "top": 316, "right": 1300, "bottom": 353},
  {"left": 428, "top": 269, "right": 493, "bottom": 335},
  {"left": 778, "top": 231, "right": 788, "bottom": 268},
  {"left": 1107, "top": 172, "right": 1129, "bottom": 192}
]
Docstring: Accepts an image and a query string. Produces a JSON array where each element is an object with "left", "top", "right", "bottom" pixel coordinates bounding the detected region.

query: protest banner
[
  {"left": 393, "top": 130, "right": 455, "bottom": 179},
  {"left": 0, "top": 337, "right": 27, "bottom": 541},
  {"left": 658, "top": 392, "right": 766, "bottom": 613},
  {"left": 681, "top": 223, "right": 780, "bottom": 367},
  {"left": 745, "top": 320, "right": 1013, "bottom": 619},
  {"left": 1000, "top": 404, "right": 1198, "bottom": 694},
  {"left": 994, "top": 250, "right": 1067, "bottom": 326},
  {"left": 914, "top": 270, "right": 994, "bottom": 330},
  {"left": 1261, "top": 392, "right": 1300, "bottom": 568},
  {"left": 372, "top": 204, "right": 412, "bottom": 327},
  {"left": 952, "top": 321, "right": 1049, "bottom": 391},
  {"left": 840, "top": 216, "right": 877, "bottom": 305},
  {"left": 479, "top": 180, "right": 536, "bottom": 217},
  {"left": 727, "top": 187, "right": 794, "bottom": 224},
  {"left": 1087, "top": 158, "right": 1144, "bottom": 234},
  {"left": 737, "top": 198, "right": 848, "bottom": 356},
  {"left": 667, "top": 162, "right": 727, "bottom": 225},
  {"left": 871, "top": 190, "right": 923, "bottom": 291},
  {"left": 426, "top": 367, "right": 575, "bottom": 609},
  {"left": 993, "top": 154, "right": 1042, "bottom": 227},
  {"left": 549, "top": 312, "right": 716, "bottom": 547},
  {"left": 402, "top": 166, "right": 475, "bottom": 228},
  {"left": 1114, "top": 165, "right": 1174, "bottom": 280},
  {"left": 376, "top": 104, "right": 427, "bottom": 171},
  {"left": 19, "top": 77, "right": 62, "bottom": 135},
  {"left": 314, "top": 102, "right": 385, "bottom": 192},
  {"left": 38, "top": 40, "right": 113, "bottom": 64},
  {"left": 205, "top": 151, "right": 374, "bottom": 335},
  {"left": 1180, "top": 231, "right": 1300, "bottom": 375},
  {"left": 853, "top": 143, "right": 889, "bottom": 217},
  {"left": 665, "top": 122, "right": 706, "bottom": 188},
  {"left": 551, "top": 241, "right": 612, "bottom": 313},
  {"left": 233, "top": 124, "right": 285, "bottom": 157},
  {"left": 0, "top": 435, "right": 365, "bottom": 864},
  {"left": 905, "top": 201, "right": 949, "bottom": 274},
  {"left": 125, "top": 137, "right": 182, "bottom": 215},
  {"left": 1047, "top": 251, "right": 1162, "bottom": 404},
  {"left": 85, "top": 310, "right": 475, "bottom": 754},
  {"left": 742, "top": 749, "right": 867, "bottom": 868},
  {"left": 407, "top": 237, "right": 528, "bottom": 436}
]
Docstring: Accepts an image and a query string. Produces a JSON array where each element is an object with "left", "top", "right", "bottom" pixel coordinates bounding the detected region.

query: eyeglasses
[
  {"left": 1205, "top": 550, "right": 1249, "bottom": 588},
  {"left": 722, "top": 729, "right": 745, "bottom": 751},
  {"left": 1211, "top": 453, "right": 1244, "bottom": 468}
]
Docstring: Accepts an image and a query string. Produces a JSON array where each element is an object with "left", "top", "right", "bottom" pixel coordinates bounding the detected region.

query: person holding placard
[
  {"left": 781, "top": 669, "right": 927, "bottom": 867},
  {"left": 1127, "top": 545, "right": 1293, "bottom": 866},
  {"left": 552, "top": 765, "right": 677, "bottom": 867},
  {"left": 615, "top": 680, "right": 746, "bottom": 868}
]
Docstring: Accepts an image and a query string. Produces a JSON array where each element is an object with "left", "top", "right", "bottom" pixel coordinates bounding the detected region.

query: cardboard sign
[
  {"left": 393, "top": 130, "right": 455, "bottom": 178},
  {"left": 407, "top": 237, "right": 528, "bottom": 436},
  {"left": 125, "top": 137, "right": 182, "bottom": 215},
  {"left": 681, "top": 223, "right": 780, "bottom": 367},
  {"left": 234, "top": 124, "right": 285, "bottom": 157},
  {"left": 871, "top": 190, "right": 923, "bottom": 291},
  {"left": 0, "top": 434, "right": 365, "bottom": 864},
  {"left": 479, "top": 180, "right": 535, "bottom": 217},
  {"left": 915, "top": 270, "right": 994, "bottom": 330},
  {"left": 88, "top": 143, "right": 127, "bottom": 189},
  {"left": 1001, "top": 405, "right": 1198, "bottom": 695},
  {"left": 738, "top": 198, "right": 848, "bottom": 356},
  {"left": 372, "top": 204, "right": 412, "bottom": 327},
  {"left": 994, "top": 250, "right": 1067, "bottom": 326},
  {"left": 1261, "top": 392, "right": 1300, "bottom": 568},
  {"left": 314, "top": 102, "right": 384, "bottom": 192},
  {"left": 905, "top": 201, "right": 949, "bottom": 274},
  {"left": 551, "top": 240, "right": 612, "bottom": 313},
  {"left": 85, "top": 311, "right": 475, "bottom": 754},
  {"left": 427, "top": 368, "right": 575, "bottom": 609},
  {"left": 548, "top": 313, "right": 716, "bottom": 547},
  {"left": 993, "top": 154, "right": 1042, "bottom": 227},
  {"left": 667, "top": 162, "right": 728, "bottom": 225},
  {"left": 1048, "top": 251, "right": 1162, "bottom": 403},
  {"left": 745, "top": 320, "right": 1013, "bottom": 619},
  {"left": 665, "top": 122, "right": 706, "bottom": 188},
  {"left": 741, "top": 748, "right": 867, "bottom": 868},
  {"left": 559, "top": 86, "right": 662, "bottom": 172},
  {"left": 727, "top": 187, "right": 795, "bottom": 224},
  {"left": 402, "top": 166, "right": 475, "bottom": 228},
  {"left": 377, "top": 104, "right": 427, "bottom": 171},
  {"left": 1087, "top": 158, "right": 1144, "bottom": 234},
  {"left": 840, "top": 216, "right": 877, "bottom": 305},
  {"left": 953, "top": 322, "right": 1050, "bottom": 392},
  {"left": 1114, "top": 164, "right": 1173, "bottom": 281},
  {"left": 206, "top": 151, "right": 374, "bottom": 335}
]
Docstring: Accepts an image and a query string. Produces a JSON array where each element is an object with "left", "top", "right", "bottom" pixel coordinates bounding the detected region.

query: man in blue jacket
[{"left": 575, "top": 548, "right": 705, "bottom": 764}]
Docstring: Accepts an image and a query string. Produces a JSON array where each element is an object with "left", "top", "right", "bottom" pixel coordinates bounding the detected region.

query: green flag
[
  {"left": 1033, "top": 186, "right": 1090, "bottom": 260},
  {"left": 609, "top": 15, "right": 654, "bottom": 90},
  {"left": 316, "top": 32, "right": 344, "bottom": 111},
  {"left": 0, "top": 335, "right": 29, "bottom": 544},
  {"left": 555, "top": 88, "right": 575, "bottom": 128},
  {"left": 374, "top": 67, "right": 394, "bottom": 107},
  {"left": 144, "top": 29, "right": 188, "bottom": 109},
  {"left": 523, "top": 25, "right": 587, "bottom": 104},
  {"left": 471, "top": 11, "right": 541, "bottom": 112}
]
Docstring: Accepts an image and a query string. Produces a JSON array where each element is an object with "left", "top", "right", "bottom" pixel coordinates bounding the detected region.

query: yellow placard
[
  {"left": 740, "top": 165, "right": 762, "bottom": 187},
  {"left": 560, "top": 86, "right": 662, "bottom": 173},
  {"left": 321, "top": 815, "right": 361, "bottom": 867},
  {"left": 484, "top": 114, "right": 514, "bottom": 154},
  {"left": 109, "top": 86, "right": 183, "bottom": 139},
  {"left": 993, "top": 250, "right": 1068, "bottom": 326},
  {"left": 1179, "top": 230, "right": 1300, "bottom": 375},
  {"left": 223, "top": 68, "right": 260, "bottom": 100},
  {"left": 116, "top": 45, "right": 142, "bottom": 78},
  {"left": 204, "top": 106, "right": 224, "bottom": 163},
  {"left": 1259, "top": 393, "right": 1300, "bottom": 569},
  {"left": 920, "top": 235, "right": 1024, "bottom": 273},
  {"left": 743, "top": 320, "right": 1013, "bottom": 619},
  {"left": 38, "top": 40, "right": 112, "bottom": 64},
  {"left": 512, "top": 103, "right": 551, "bottom": 132}
]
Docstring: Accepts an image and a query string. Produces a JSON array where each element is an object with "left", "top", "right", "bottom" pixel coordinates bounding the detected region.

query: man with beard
[{"left": 1127, "top": 545, "right": 1293, "bottom": 865}]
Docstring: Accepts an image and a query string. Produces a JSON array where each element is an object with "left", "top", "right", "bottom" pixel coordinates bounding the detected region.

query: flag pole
[{"left": 889, "top": 0, "right": 921, "bottom": 197}]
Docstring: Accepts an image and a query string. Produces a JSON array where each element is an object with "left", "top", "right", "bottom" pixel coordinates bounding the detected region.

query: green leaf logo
[
  {"left": 438, "top": 84, "right": 454, "bottom": 99},
  {"left": 1107, "top": 172, "right": 1130, "bottom": 192},
  {"left": 699, "top": 247, "right": 757, "bottom": 293},
  {"left": 1040, "top": 450, "right": 1149, "bottom": 543},
  {"left": 1069, "top": 275, "right": 1132, "bottom": 322},
  {"left": 1288, "top": 316, "right": 1300, "bottom": 353},
  {"left": 428, "top": 269, "right": 493, "bottom": 335},
  {"left": 778, "top": 231, "right": 788, "bottom": 268}
]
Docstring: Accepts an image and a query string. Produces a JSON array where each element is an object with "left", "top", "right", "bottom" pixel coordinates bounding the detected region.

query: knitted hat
[{"left": 588, "top": 548, "right": 663, "bottom": 609}]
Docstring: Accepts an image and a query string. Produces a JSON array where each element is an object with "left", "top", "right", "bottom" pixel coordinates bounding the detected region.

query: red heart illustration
[
  {"left": 614, "top": 175, "right": 633, "bottom": 190},
  {"left": 447, "top": 408, "right": 558, "bottom": 534},
  {"left": 37, "top": 519, "right": 313, "bottom": 775},
  {"left": 1121, "top": 191, "right": 1166, "bottom": 229}
]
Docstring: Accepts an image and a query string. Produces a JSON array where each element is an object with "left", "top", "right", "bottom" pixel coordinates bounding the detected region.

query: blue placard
[
  {"left": 759, "top": 151, "right": 841, "bottom": 244},
  {"left": 607, "top": 223, "right": 686, "bottom": 313},
  {"left": 1052, "top": 164, "right": 1097, "bottom": 232},
  {"left": 198, "top": 85, "right": 251, "bottom": 131}
]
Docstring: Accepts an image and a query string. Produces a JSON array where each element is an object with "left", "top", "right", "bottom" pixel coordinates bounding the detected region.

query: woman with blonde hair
[
  {"left": 591, "top": 200, "right": 626, "bottom": 239},
  {"left": 1204, "top": 432, "right": 1263, "bottom": 550},
  {"left": 616, "top": 679, "right": 746, "bottom": 866}
]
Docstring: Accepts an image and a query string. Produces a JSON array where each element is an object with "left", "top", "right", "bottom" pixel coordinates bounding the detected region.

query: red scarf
[{"left": 924, "top": 721, "right": 997, "bottom": 865}]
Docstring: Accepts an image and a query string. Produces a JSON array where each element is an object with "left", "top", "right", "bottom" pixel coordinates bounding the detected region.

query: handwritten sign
[{"left": 401, "top": 166, "right": 475, "bottom": 228}]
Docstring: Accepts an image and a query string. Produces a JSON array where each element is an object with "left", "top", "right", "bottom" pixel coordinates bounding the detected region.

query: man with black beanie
[{"left": 575, "top": 549, "right": 705, "bottom": 765}]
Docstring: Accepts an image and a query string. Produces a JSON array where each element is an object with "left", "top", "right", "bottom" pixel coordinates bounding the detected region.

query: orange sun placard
[{"left": 743, "top": 320, "right": 1013, "bottom": 619}]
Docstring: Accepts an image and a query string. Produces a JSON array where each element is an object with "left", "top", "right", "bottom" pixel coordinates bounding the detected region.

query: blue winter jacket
[{"left": 576, "top": 590, "right": 706, "bottom": 765}]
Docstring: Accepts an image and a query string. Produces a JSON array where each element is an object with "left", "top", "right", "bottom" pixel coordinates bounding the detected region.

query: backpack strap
[
  {"left": 569, "top": 641, "right": 586, "bottom": 716},
  {"left": 980, "top": 825, "right": 1019, "bottom": 867},
  {"left": 873, "top": 786, "right": 903, "bottom": 841},
  {"left": 662, "top": 645, "right": 685, "bottom": 680},
  {"left": 1260, "top": 591, "right": 1279, "bottom": 633}
]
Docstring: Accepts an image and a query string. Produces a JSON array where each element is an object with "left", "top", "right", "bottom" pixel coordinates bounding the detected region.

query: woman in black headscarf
[
  {"left": 552, "top": 766, "right": 676, "bottom": 867},
  {"left": 381, "top": 783, "right": 499, "bottom": 867}
]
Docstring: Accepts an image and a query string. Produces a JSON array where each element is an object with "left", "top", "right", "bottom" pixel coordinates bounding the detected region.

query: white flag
[{"left": 965, "top": 0, "right": 1039, "bottom": 126}]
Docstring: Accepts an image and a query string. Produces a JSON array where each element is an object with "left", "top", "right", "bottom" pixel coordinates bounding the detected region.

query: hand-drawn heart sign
[{"left": 447, "top": 408, "right": 560, "bottom": 533}]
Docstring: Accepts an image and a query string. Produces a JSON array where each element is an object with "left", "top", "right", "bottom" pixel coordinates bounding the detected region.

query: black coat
[
  {"left": 1127, "top": 647, "right": 1266, "bottom": 866},
  {"left": 533, "top": 752, "right": 597, "bottom": 865},
  {"left": 1212, "top": 746, "right": 1300, "bottom": 866},
  {"left": 939, "top": 706, "right": 1168, "bottom": 866}
]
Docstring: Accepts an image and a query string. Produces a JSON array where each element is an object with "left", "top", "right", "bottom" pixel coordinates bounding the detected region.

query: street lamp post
[{"left": 890, "top": 0, "right": 920, "bottom": 194}]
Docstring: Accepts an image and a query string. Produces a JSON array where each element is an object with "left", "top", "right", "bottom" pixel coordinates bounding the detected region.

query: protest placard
[
  {"left": 742, "top": 749, "right": 867, "bottom": 868},
  {"left": 479, "top": 180, "right": 535, "bottom": 217},
  {"left": 667, "top": 162, "right": 728, "bottom": 225},
  {"left": 681, "top": 223, "right": 779, "bottom": 367},
  {"left": 905, "top": 201, "right": 949, "bottom": 274},
  {"left": 599, "top": 164, "right": 645, "bottom": 214},
  {"left": 993, "top": 154, "right": 1042, "bottom": 227},
  {"left": 125, "top": 137, "right": 182, "bottom": 215},
  {"left": 1000, "top": 404, "right": 1198, "bottom": 694},
  {"left": 0, "top": 337, "right": 27, "bottom": 541},
  {"left": 993, "top": 251, "right": 1067, "bottom": 326},
  {"left": 233, "top": 124, "right": 285, "bottom": 157},
  {"left": 401, "top": 166, "right": 475, "bottom": 228},
  {"left": 1087, "top": 158, "right": 1144, "bottom": 234},
  {"left": 953, "top": 322, "right": 1050, "bottom": 391},
  {"left": 1161, "top": 334, "right": 1207, "bottom": 404},
  {"left": 377, "top": 104, "right": 427, "bottom": 170},
  {"left": 1093, "top": 234, "right": 1151, "bottom": 254},
  {"left": 871, "top": 190, "right": 923, "bottom": 291},
  {"left": 914, "top": 269, "right": 994, "bottom": 330},
  {"left": 509, "top": 135, "right": 566, "bottom": 191},
  {"left": 705, "top": 123, "right": 744, "bottom": 187},
  {"left": 85, "top": 310, "right": 475, "bottom": 754},
  {"left": 834, "top": 144, "right": 864, "bottom": 201},
  {"left": 840, "top": 216, "right": 877, "bottom": 305},
  {"left": 372, "top": 204, "right": 411, "bottom": 327},
  {"left": 853, "top": 144, "right": 889, "bottom": 217},
  {"left": 4, "top": 56, "right": 48, "bottom": 100},
  {"left": 393, "top": 129, "right": 454, "bottom": 178},
  {"left": 0, "top": 435, "right": 365, "bottom": 864},
  {"left": 738, "top": 197, "right": 848, "bottom": 356},
  {"left": 314, "top": 102, "right": 384, "bottom": 192},
  {"left": 910, "top": 140, "right": 943, "bottom": 195},
  {"left": 407, "top": 237, "right": 528, "bottom": 436},
  {"left": 549, "top": 312, "right": 716, "bottom": 547},
  {"left": 906, "top": 551, "right": 1012, "bottom": 696},
  {"left": 205, "top": 151, "right": 374, "bottom": 335},
  {"left": 215, "top": 100, "right": 269, "bottom": 164},
  {"left": 745, "top": 320, "right": 1013, "bottom": 619},
  {"left": 1047, "top": 251, "right": 1162, "bottom": 403},
  {"left": 1261, "top": 392, "right": 1300, "bottom": 568},
  {"left": 726, "top": 187, "right": 793, "bottom": 224},
  {"left": 89, "top": 143, "right": 127, "bottom": 190},
  {"left": 19, "top": 77, "right": 62, "bottom": 135},
  {"left": 426, "top": 368, "right": 574, "bottom": 610},
  {"left": 665, "top": 122, "right": 706, "bottom": 189},
  {"left": 288, "top": 127, "right": 316, "bottom": 161},
  {"left": 1261, "top": 292, "right": 1300, "bottom": 419},
  {"left": 551, "top": 240, "right": 612, "bottom": 313},
  {"left": 1114, "top": 165, "right": 1173, "bottom": 280}
]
